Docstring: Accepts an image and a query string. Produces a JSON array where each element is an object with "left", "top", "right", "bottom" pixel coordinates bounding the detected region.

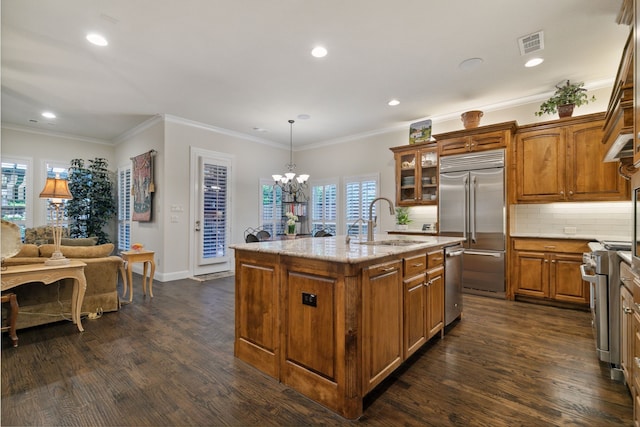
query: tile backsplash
[{"left": 510, "top": 202, "right": 632, "bottom": 239}]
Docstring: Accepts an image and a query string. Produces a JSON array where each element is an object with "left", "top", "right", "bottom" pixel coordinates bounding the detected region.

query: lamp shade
[{"left": 39, "top": 177, "right": 73, "bottom": 200}]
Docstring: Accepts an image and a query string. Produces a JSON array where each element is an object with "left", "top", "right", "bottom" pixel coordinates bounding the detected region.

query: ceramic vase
[{"left": 461, "top": 110, "right": 483, "bottom": 129}]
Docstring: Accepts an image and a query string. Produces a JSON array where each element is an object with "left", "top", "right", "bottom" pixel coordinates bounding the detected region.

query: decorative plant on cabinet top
[
  {"left": 67, "top": 158, "right": 117, "bottom": 244},
  {"left": 535, "top": 80, "right": 596, "bottom": 118}
]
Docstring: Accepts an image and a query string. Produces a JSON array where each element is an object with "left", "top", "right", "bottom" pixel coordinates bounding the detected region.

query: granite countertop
[
  {"left": 619, "top": 251, "right": 632, "bottom": 265},
  {"left": 230, "top": 235, "right": 464, "bottom": 263}
]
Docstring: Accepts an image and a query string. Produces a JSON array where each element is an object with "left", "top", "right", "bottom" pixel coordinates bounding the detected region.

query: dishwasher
[{"left": 445, "top": 244, "right": 464, "bottom": 326}]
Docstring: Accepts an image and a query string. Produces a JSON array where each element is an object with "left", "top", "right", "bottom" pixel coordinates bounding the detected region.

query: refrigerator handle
[
  {"left": 470, "top": 175, "right": 477, "bottom": 244},
  {"left": 463, "top": 175, "right": 468, "bottom": 241}
]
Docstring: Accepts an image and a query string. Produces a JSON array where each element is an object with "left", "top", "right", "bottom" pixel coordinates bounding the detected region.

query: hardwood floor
[{"left": 1, "top": 275, "right": 633, "bottom": 426}]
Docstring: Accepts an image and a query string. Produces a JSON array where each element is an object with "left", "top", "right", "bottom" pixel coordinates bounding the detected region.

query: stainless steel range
[{"left": 580, "top": 240, "right": 631, "bottom": 381}]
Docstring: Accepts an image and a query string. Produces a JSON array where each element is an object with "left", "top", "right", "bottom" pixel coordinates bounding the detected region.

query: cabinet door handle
[
  {"left": 411, "top": 263, "right": 423, "bottom": 268},
  {"left": 635, "top": 357, "right": 640, "bottom": 369},
  {"left": 624, "top": 307, "right": 634, "bottom": 315},
  {"left": 560, "top": 190, "right": 564, "bottom": 195},
  {"left": 635, "top": 303, "right": 640, "bottom": 312},
  {"left": 381, "top": 267, "right": 396, "bottom": 272},
  {"left": 544, "top": 245, "right": 556, "bottom": 249}
]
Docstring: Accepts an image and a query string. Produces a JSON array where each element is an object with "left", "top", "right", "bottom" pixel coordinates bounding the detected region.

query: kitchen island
[{"left": 230, "top": 234, "right": 463, "bottom": 419}]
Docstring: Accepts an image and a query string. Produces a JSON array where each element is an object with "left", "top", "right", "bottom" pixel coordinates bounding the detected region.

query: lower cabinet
[
  {"left": 426, "top": 266, "right": 444, "bottom": 339},
  {"left": 403, "top": 250, "right": 444, "bottom": 359},
  {"left": 510, "top": 238, "right": 589, "bottom": 306},
  {"left": 511, "top": 238, "right": 589, "bottom": 306},
  {"left": 363, "top": 259, "right": 403, "bottom": 393}
]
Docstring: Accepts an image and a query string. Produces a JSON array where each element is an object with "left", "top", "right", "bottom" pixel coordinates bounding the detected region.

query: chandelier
[{"left": 272, "top": 119, "right": 309, "bottom": 202}]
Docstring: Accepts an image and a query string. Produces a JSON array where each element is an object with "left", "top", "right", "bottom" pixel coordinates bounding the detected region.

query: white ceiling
[{"left": 0, "top": 0, "right": 631, "bottom": 149}]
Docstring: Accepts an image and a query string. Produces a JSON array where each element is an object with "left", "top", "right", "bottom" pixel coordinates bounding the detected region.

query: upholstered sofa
[{"left": 4, "top": 243, "right": 124, "bottom": 330}]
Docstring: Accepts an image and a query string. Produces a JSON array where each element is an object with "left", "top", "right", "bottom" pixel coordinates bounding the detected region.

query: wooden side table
[
  {"left": 1, "top": 293, "right": 18, "bottom": 347},
  {"left": 1, "top": 260, "right": 87, "bottom": 332},
  {"left": 121, "top": 250, "right": 155, "bottom": 302}
]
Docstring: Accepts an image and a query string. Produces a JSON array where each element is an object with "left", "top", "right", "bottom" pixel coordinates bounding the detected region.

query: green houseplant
[
  {"left": 67, "top": 157, "right": 117, "bottom": 244},
  {"left": 535, "top": 80, "right": 595, "bottom": 118},
  {"left": 395, "top": 207, "right": 411, "bottom": 229}
]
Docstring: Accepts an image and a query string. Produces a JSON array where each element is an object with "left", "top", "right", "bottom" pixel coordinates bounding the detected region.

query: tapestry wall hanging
[{"left": 131, "top": 150, "right": 156, "bottom": 222}]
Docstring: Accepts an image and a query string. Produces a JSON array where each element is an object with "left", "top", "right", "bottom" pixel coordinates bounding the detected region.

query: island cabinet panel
[
  {"left": 234, "top": 252, "right": 280, "bottom": 378},
  {"left": 362, "top": 259, "right": 403, "bottom": 393},
  {"left": 285, "top": 271, "right": 336, "bottom": 379},
  {"left": 404, "top": 273, "right": 427, "bottom": 358}
]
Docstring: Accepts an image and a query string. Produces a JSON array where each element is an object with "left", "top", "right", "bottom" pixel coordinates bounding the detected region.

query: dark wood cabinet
[
  {"left": 390, "top": 143, "right": 438, "bottom": 206},
  {"left": 511, "top": 238, "right": 589, "bottom": 306},
  {"left": 514, "top": 114, "right": 629, "bottom": 203}
]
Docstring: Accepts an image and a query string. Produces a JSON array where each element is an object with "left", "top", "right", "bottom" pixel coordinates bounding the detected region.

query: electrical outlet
[
  {"left": 302, "top": 292, "right": 317, "bottom": 307},
  {"left": 563, "top": 226, "right": 577, "bottom": 234}
]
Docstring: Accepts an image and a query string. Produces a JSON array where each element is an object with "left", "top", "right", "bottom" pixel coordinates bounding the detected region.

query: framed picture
[
  {"left": 409, "top": 119, "right": 432, "bottom": 145},
  {"left": 132, "top": 150, "right": 156, "bottom": 222}
]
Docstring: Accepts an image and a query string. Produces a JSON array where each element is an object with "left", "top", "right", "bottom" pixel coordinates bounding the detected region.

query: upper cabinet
[
  {"left": 514, "top": 113, "right": 630, "bottom": 203},
  {"left": 435, "top": 122, "right": 516, "bottom": 157},
  {"left": 603, "top": 29, "right": 634, "bottom": 164},
  {"left": 390, "top": 143, "right": 438, "bottom": 206}
]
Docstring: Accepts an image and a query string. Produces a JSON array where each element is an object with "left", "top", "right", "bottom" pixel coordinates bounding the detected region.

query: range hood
[{"left": 603, "top": 132, "right": 634, "bottom": 162}]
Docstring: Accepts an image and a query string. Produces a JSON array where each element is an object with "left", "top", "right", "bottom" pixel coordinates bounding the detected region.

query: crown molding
[{"left": 1, "top": 122, "right": 111, "bottom": 145}]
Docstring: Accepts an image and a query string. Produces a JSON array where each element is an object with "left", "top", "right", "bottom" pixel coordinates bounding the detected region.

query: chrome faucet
[
  {"left": 367, "top": 197, "right": 395, "bottom": 242},
  {"left": 345, "top": 218, "right": 365, "bottom": 244}
]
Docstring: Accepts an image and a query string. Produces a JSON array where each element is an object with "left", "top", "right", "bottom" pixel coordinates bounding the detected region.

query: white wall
[
  {"left": 1, "top": 126, "right": 115, "bottom": 227},
  {"left": 113, "top": 119, "right": 166, "bottom": 278}
]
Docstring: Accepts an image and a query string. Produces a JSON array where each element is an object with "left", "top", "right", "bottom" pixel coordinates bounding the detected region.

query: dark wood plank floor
[{"left": 1, "top": 275, "right": 633, "bottom": 426}]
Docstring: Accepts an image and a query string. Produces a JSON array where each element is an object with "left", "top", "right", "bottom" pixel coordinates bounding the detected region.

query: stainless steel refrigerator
[{"left": 439, "top": 149, "right": 506, "bottom": 297}]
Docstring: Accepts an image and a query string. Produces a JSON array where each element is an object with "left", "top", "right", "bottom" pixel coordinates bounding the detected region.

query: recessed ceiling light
[
  {"left": 86, "top": 33, "right": 108, "bottom": 46},
  {"left": 388, "top": 99, "right": 400, "bottom": 106},
  {"left": 297, "top": 114, "right": 311, "bottom": 120},
  {"left": 525, "top": 57, "right": 544, "bottom": 67},
  {"left": 458, "top": 57, "right": 483, "bottom": 71},
  {"left": 311, "top": 46, "right": 327, "bottom": 58},
  {"left": 42, "top": 111, "right": 56, "bottom": 119},
  {"left": 252, "top": 127, "right": 268, "bottom": 132}
]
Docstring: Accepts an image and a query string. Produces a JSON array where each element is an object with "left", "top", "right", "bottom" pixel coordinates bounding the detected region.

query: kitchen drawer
[
  {"left": 368, "top": 260, "right": 402, "bottom": 279},
  {"left": 427, "top": 249, "right": 444, "bottom": 269},
  {"left": 404, "top": 254, "right": 427, "bottom": 277},
  {"left": 512, "top": 238, "right": 589, "bottom": 254}
]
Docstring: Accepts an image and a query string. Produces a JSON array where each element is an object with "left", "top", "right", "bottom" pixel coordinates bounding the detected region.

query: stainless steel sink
[{"left": 356, "top": 239, "right": 427, "bottom": 246}]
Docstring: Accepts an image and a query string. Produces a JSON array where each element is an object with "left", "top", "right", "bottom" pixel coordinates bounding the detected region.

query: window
[
  {"left": 260, "top": 180, "right": 283, "bottom": 236},
  {"left": 311, "top": 180, "right": 337, "bottom": 235},
  {"left": 117, "top": 166, "right": 131, "bottom": 251},
  {"left": 344, "top": 174, "right": 378, "bottom": 238},
  {"left": 1, "top": 157, "right": 32, "bottom": 235},
  {"left": 202, "top": 162, "right": 228, "bottom": 259}
]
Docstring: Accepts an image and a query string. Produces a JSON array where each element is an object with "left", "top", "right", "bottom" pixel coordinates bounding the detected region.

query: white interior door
[{"left": 190, "top": 147, "right": 232, "bottom": 276}]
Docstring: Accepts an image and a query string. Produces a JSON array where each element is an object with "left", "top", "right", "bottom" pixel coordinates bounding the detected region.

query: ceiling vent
[{"left": 518, "top": 31, "right": 544, "bottom": 55}]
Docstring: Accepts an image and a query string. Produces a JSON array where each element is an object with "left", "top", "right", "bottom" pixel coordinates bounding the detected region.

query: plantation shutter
[{"left": 117, "top": 167, "right": 131, "bottom": 251}]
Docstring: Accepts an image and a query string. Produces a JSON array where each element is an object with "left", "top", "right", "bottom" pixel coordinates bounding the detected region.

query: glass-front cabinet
[{"left": 390, "top": 143, "right": 438, "bottom": 206}]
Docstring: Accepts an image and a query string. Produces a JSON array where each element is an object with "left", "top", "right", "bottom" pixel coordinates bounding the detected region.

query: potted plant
[
  {"left": 395, "top": 207, "right": 411, "bottom": 230},
  {"left": 285, "top": 212, "right": 298, "bottom": 237},
  {"left": 67, "top": 157, "right": 117, "bottom": 244},
  {"left": 535, "top": 80, "right": 595, "bottom": 118}
]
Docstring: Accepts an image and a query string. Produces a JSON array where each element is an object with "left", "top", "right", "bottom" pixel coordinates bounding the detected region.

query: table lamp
[{"left": 39, "top": 176, "right": 73, "bottom": 265}]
